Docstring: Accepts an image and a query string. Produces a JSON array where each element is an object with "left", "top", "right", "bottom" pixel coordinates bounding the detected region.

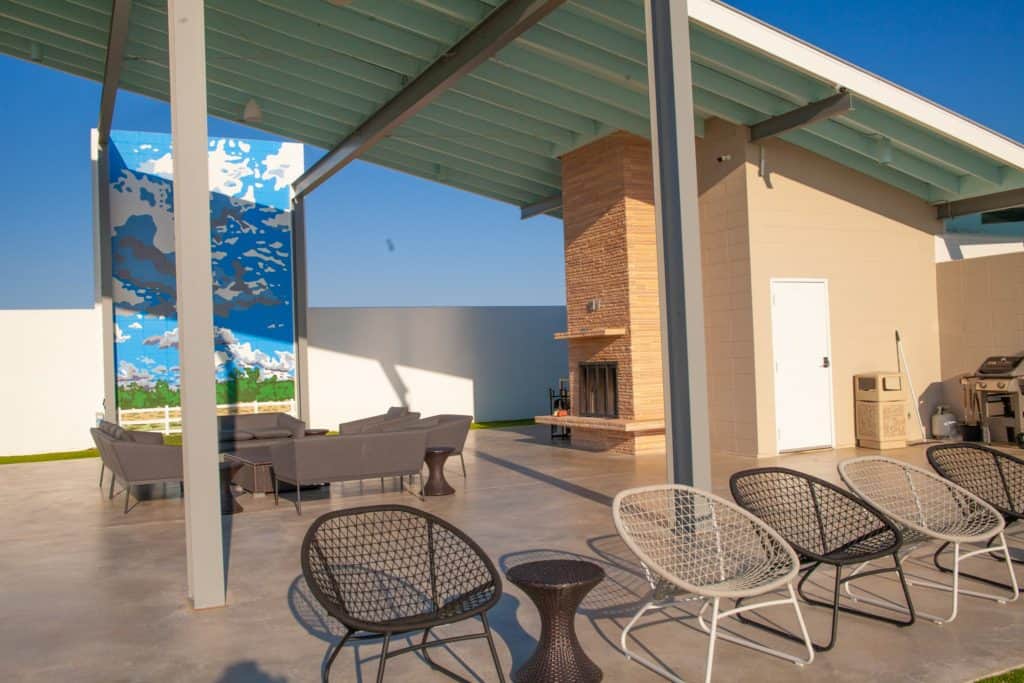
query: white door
[{"left": 770, "top": 279, "right": 834, "bottom": 452}]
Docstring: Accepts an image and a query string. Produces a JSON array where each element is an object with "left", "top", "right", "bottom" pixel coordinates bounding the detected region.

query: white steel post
[
  {"left": 644, "top": 0, "right": 712, "bottom": 489},
  {"left": 167, "top": 0, "right": 225, "bottom": 609}
]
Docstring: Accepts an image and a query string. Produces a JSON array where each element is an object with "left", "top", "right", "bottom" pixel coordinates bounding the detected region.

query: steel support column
[
  {"left": 91, "top": 130, "right": 117, "bottom": 422},
  {"left": 292, "top": 197, "right": 311, "bottom": 425},
  {"left": 167, "top": 0, "right": 225, "bottom": 609},
  {"left": 645, "top": 0, "right": 711, "bottom": 488}
]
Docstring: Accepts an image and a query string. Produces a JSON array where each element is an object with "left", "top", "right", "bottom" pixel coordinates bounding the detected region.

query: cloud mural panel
[{"left": 108, "top": 131, "right": 303, "bottom": 409}]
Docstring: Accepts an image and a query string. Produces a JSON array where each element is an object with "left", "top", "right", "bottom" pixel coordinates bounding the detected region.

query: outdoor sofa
[
  {"left": 91, "top": 421, "right": 183, "bottom": 514},
  {"left": 217, "top": 412, "right": 307, "bottom": 450},
  {"left": 338, "top": 406, "right": 420, "bottom": 434},
  {"left": 270, "top": 429, "right": 429, "bottom": 514}
]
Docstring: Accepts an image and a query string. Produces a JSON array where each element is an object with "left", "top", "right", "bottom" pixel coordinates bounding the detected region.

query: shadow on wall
[{"left": 307, "top": 307, "right": 568, "bottom": 423}]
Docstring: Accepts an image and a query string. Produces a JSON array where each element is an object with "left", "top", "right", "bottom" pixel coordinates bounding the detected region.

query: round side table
[
  {"left": 506, "top": 559, "right": 604, "bottom": 683},
  {"left": 423, "top": 446, "right": 456, "bottom": 496}
]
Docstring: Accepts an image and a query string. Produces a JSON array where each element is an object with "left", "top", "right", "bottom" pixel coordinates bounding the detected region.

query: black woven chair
[
  {"left": 730, "top": 467, "right": 915, "bottom": 651},
  {"left": 301, "top": 505, "right": 506, "bottom": 683},
  {"left": 927, "top": 443, "right": 1024, "bottom": 591}
]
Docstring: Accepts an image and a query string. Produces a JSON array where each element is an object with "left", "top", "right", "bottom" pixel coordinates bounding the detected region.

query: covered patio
[
  {"left": 4, "top": 0, "right": 1024, "bottom": 681},
  {"left": 4, "top": 425, "right": 1024, "bottom": 681}
]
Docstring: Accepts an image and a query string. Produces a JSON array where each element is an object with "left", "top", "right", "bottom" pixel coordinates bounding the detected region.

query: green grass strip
[
  {"left": 471, "top": 418, "right": 535, "bottom": 429},
  {"left": 1, "top": 448, "right": 99, "bottom": 464},
  {"left": 979, "top": 670, "right": 1024, "bottom": 683}
]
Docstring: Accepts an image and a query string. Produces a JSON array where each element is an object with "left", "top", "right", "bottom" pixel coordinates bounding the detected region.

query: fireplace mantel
[{"left": 553, "top": 327, "right": 627, "bottom": 341}]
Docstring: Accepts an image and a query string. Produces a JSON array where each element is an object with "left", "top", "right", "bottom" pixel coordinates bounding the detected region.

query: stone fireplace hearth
[{"left": 535, "top": 132, "right": 667, "bottom": 456}]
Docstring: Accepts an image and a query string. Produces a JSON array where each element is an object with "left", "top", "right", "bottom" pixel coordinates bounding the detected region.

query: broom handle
[{"left": 896, "top": 330, "right": 927, "bottom": 440}]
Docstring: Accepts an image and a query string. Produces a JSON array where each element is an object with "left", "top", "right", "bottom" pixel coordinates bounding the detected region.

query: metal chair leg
[
  {"left": 322, "top": 629, "right": 353, "bottom": 683},
  {"left": 109, "top": 474, "right": 117, "bottom": 500},
  {"left": 481, "top": 613, "right": 507, "bottom": 683},
  {"left": 272, "top": 475, "right": 279, "bottom": 506},
  {"left": 99, "top": 463, "right": 105, "bottom": 489},
  {"left": 123, "top": 485, "right": 131, "bottom": 514},
  {"left": 375, "top": 633, "right": 391, "bottom": 683},
  {"left": 459, "top": 452, "right": 467, "bottom": 477},
  {"left": 296, "top": 484, "right": 302, "bottom": 516}
]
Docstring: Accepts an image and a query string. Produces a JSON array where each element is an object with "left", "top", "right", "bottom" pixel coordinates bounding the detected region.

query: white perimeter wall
[
  {"left": 0, "top": 308, "right": 105, "bottom": 455},
  {"left": 0, "top": 306, "right": 567, "bottom": 455},
  {"left": 307, "top": 306, "right": 567, "bottom": 429}
]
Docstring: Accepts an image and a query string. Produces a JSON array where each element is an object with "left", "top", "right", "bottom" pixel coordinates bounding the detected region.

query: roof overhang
[{"left": 2, "top": 0, "right": 1022, "bottom": 213}]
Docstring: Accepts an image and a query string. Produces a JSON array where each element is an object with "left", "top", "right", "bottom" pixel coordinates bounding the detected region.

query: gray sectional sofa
[
  {"left": 270, "top": 429, "right": 429, "bottom": 514},
  {"left": 217, "top": 412, "right": 307, "bottom": 450},
  {"left": 91, "top": 421, "right": 183, "bottom": 513},
  {"left": 270, "top": 410, "right": 475, "bottom": 514}
]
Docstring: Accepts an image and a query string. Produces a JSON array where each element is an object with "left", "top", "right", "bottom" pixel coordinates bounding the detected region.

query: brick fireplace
[{"left": 536, "top": 132, "right": 666, "bottom": 456}]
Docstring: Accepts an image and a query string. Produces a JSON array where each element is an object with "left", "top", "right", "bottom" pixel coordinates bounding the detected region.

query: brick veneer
[{"left": 561, "top": 132, "right": 666, "bottom": 455}]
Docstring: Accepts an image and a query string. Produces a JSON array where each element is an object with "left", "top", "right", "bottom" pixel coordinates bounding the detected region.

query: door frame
[{"left": 769, "top": 277, "right": 836, "bottom": 452}]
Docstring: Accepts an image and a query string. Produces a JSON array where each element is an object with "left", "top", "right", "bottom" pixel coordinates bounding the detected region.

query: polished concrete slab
[{"left": 2, "top": 426, "right": 1023, "bottom": 682}]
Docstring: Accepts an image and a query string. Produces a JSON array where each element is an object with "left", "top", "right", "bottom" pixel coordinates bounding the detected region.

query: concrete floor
[{"left": 2, "top": 426, "right": 1024, "bottom": 682}]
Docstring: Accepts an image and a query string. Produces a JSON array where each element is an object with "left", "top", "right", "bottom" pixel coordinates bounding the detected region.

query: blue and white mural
[{"left": 108, "top": 131, "right": 304, "bottom": 409}]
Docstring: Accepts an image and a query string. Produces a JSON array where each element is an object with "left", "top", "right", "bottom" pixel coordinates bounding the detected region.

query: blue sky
[{"left": 1, "top": 0, "right": 1021, "bottom": 310}]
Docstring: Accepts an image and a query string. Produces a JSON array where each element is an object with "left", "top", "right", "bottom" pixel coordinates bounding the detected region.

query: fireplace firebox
[{"left": 579, "top": 362, "right": 618, "bottom": 418}]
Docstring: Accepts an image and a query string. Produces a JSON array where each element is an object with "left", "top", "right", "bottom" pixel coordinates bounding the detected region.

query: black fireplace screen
[{"left": 579, "top": 362, "right": 618, "bottom": 418}]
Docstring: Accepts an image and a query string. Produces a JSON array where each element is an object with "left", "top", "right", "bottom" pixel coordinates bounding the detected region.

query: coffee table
[
  {"left": 219, "top": 461, "right": 243, "bottom": 514},
  {"left": 505, "top": 559, "right": 605, "bottom": 683},
  {"left": 422, "top": 446, "right": 456, "bottom": 496},
  {"left": 224, "top": 450, "right": 275, "bottom": 495}
]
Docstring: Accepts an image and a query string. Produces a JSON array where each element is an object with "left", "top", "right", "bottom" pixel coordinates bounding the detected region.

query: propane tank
[{"left": 931, "top": 405, "right": 958, "bottom": 440}]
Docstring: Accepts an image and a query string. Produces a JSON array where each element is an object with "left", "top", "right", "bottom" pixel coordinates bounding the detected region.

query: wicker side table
[
  {"left": 423, "top": 446, "right": 457, "bottom": 496},
  {"left": 506, "top": 559, "right": 604, "bottom": 683}
]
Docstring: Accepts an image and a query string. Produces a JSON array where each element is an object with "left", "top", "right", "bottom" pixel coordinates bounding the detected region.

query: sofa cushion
[
  {"left": 219, "top": 430, "right": 255, "bottom": 443},
  {"left": 127, "top": 430, "right": 165, "bottom": 445},
  {"left": 380, "top": 415, "right": 438, "bottom": 433},
  {"left": 248, "top": 428, "right": 294, "bottom": 440}
]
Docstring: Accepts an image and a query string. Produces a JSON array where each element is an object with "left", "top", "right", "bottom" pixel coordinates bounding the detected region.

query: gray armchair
[
  {"left": 92, "top": 421, "right": 166, "bottom": 497},
  {"left": 90, "top": 427, "right": 183, "bottom": 513},
  {"left": 269, "top": 429, "right": 428, "bottom": 514},
  {"left": 420, "top": 415, "right": 473, "bottom": 477}
]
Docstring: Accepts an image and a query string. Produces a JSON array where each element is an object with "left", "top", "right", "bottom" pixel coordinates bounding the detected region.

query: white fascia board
[{"left": 689, "top": 0, "right": 1024, "bottom": 172}]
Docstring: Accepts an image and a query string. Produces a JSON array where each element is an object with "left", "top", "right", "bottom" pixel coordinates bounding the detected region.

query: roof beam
[
  {"left": 292, "top": 0, "right": 568, "bottom": 199},
  {"left": 97, "top": 0, "right": 132, "bottom": 146},
  {"left": 937, "top": 188, "right": 1024, "bottom": 219},
  {"left": 521, "top": 193, "right": 562, "bottom": 219},
  {"left": 749, "top": 91, "right": 852, "bottom": 143}
]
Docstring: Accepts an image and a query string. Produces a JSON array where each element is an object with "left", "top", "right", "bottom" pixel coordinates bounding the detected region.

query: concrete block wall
[
  {"left": 0, "top": 306, "right": 567, "bottom": 456},
  {"left": 937, "top": 251, "right": 1024, "bottom": 416}
]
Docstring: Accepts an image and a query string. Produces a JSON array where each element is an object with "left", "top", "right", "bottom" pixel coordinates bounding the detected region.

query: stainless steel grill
[{"left": 961, "top": 354, "right": 1024, "bottom": 444}]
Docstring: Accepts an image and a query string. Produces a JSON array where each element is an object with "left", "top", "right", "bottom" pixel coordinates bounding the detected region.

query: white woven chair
[
  {"left": 838, "top": 456, "right": 1019, "bottom": 624},
  {"left": 613, "top": 484, "right": 813, "bottom": 683}
]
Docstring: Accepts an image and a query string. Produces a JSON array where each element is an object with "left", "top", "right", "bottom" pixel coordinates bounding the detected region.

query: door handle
[{"left": 822, "top": 356, "right": 830, "bottom": 368}]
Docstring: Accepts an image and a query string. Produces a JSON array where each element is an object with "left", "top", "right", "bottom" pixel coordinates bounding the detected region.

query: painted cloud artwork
[{"left": 108, "top": 131, "right": 303, "bottom": 408}]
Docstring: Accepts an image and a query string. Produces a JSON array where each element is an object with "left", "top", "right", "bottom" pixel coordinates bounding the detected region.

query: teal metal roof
[{"left": 3, "top": 0, "right": 1024, "bottom": 210}]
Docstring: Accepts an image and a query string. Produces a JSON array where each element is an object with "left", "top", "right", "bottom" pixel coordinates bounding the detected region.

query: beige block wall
[
  {"left": 936, "top": 252, "right": 1024, "bottom": 415},
  {"left": 743, "top": 132, "right": 944, "bottom": 453},
  {"left": 695, "top": 120, "right": 758, "bottom": 456}
]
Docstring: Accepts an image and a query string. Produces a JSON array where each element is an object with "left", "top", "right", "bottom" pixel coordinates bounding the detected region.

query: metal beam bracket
[
  {"left": 521, "top": 193, "right": 562, "bottom": 219},
  {"left": 937, "top": 187, "right": 1024, "bottom": 219},
  {"left": 749, "top": 90, "right": 853, "bottom": 143}
]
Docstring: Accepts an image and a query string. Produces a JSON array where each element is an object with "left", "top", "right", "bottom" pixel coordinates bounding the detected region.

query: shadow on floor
[
  {"left": 215, "top": 661, "right": 287, "bottom": 683},
  {"left": 473, "top": 451, "right": 613, "bottom": 506}
]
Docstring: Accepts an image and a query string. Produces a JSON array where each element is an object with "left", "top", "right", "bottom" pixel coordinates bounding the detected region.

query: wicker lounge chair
[
  {"left": 730, "top": 467, "right": 914, "bottom": 652},
  {"left": 613, "top": 484, "right": 814, "bottom": 683},
  {"left": 301, "top": 505, "right": 505, "bottom": 682},
  {"left": 838, "top": 455, "right": 1019, "bottom": 623},
  {"left": 927, "top": 443, "right": 1024, "bottom": 591}
]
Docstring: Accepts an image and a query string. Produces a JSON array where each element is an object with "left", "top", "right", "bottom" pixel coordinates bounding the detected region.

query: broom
[{"left": 895, "top": 329, "right": 932, "bottom": 444}]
